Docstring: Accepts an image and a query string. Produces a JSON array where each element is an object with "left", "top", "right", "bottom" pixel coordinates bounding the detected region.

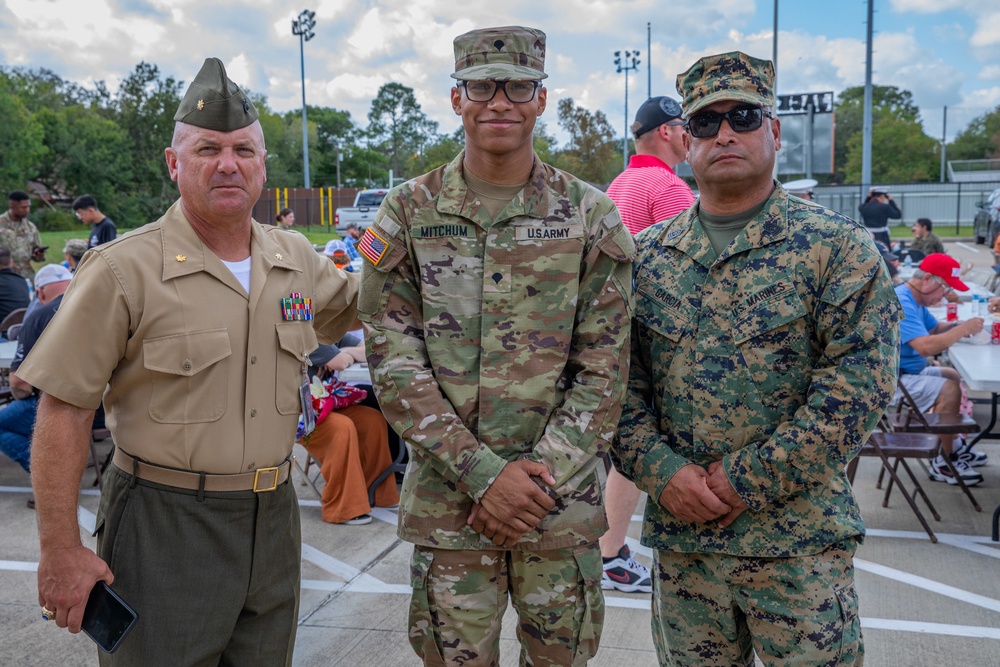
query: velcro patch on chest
[
  {"left": 414, "top": 223, "right": 474, "bottom": 239},
  {"left": 515, "top": 225, "right": 584, "bottom": 241}
]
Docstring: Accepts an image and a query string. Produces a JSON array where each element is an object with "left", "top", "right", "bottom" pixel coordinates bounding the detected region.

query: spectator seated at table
[
  {"left": 323, "top": 239, "right": 354, "bottom": 272},
  {"left": 0, "top": 265, "right": 72, "bottom": 481},
  {"left": 910, "top": 218, "right": 946, "bottom": 256},
  {"left": 893, "top": 254, "right": 988, "bottom": 486},
  {"left": 297, "top": 333, "right": 399, "bottom": 525},
  {"left": 342, "top": 222, "right": 362, "bottom": 261}
]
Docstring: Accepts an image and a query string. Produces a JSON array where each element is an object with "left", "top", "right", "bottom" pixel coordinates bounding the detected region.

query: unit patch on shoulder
[{"left": 358, "top": 228, "right": 389, "bottom": 266}]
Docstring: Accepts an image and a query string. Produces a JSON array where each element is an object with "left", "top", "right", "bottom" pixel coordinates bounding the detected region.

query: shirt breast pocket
[
  {"left": 634, "top": 288, "right": 687, "bottom": 368},
  {"left": 143, "top": 329, "right": 232, "bottom": 423},
  {"left": 275, "top": 322, "right": 318, "bottom": 415},
  {"left": 731, "top": 291, "right": 812, "bottom": 410}
]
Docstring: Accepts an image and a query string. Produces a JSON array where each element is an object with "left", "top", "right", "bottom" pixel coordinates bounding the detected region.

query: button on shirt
[{"left": 18, "top": 201, "right": 359, "bottom": 474}]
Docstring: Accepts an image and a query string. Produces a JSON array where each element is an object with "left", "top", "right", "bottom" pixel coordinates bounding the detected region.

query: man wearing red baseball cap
[{"left": 894, "top": 253, "right": 988, "bottom": 484}]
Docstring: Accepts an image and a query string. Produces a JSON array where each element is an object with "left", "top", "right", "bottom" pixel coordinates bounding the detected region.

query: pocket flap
[
  {"left": 275, "top": 322, "right": 319, "bottom": 361},
  {"left": 143, "top": 329, "right": 232, "bottom": 376},
  {"left": 635, "top": 288, "right": 688, "bottom": 342},
  {"left": 731, "top": 290, "right": 808, "bottom": 346}
]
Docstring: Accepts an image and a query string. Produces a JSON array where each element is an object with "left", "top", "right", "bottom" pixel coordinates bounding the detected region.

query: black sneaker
[
  {"left": 929, "top": 456, "right": 984, "bottom": 486},
  {"left": 601, "top": 545, "right": 652, "bottom": 594},
  {"left": 953, "top": 438, "right": 988, "bottom": 468}
]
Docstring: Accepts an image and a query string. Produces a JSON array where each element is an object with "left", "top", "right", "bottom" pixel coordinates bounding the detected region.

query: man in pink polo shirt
[
  {"left": 607, "top": 96, "right": 695, "bottom": 236},
  {"left": 601, "top": 95, "right": 695, "bottom": 595}
]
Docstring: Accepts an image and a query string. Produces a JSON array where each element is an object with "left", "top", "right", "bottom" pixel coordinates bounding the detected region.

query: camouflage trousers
[
  {"left": 651, "top": 540, "right": 863, "bottom": 667},
  {"left": 408, "top": 544, "right": 604, "bottom": 667}
]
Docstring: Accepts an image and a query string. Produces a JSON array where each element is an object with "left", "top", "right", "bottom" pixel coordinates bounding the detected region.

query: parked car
[
  {"left": 974, "top": 187, "right": 1000, "bottom": 245},
  {"left": 335, "top": 189, "right": 388, "bottom": 233}
]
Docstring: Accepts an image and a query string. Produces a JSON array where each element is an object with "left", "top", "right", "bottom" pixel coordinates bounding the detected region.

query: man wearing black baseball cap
[{"left": 607, "top": 96, "right": 694, "bottom": 236}]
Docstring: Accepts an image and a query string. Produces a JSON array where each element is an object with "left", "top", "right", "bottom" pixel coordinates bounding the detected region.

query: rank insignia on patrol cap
[
  {"left": 676, "top": 51, "right": 775, "bottom": 119},
  {"left": 174, "top": 57, "right": 259, "bottom": 131},
  {"left": 451, "top": 26, "right": 548, "bottom": 81}
]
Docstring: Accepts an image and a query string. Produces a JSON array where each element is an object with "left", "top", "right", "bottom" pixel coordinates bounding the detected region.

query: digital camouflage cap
[
  {"left": 451, "top": 26, "right": 547, "bottom": 81},
  {"left": 675, "top": 51, "right": 774, "bottom": 119},
  {"left": 174, "top": 57, "right": 259, "bottom": 131}
]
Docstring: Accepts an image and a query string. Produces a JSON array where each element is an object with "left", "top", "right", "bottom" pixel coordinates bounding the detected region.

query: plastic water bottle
[{"left": 904, "top": 255, "right": 913, "bottom": 269}]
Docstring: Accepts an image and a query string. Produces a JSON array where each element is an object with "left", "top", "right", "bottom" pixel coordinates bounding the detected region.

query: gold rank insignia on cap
[
  {"left": 173, "top": 57, "right": 259, "bottom": 131},
  {"left": 175, "top": 254, "right": 187, "bottom": 262}
]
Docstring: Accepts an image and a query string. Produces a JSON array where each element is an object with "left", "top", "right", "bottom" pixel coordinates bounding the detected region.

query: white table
[
  {"left": 944, "top": 341, "right": 1000, "bottom": 541},
  {"left": 0, "top": 340, "right": 18, "bottom": 370},
  {"left": 337, "top": 363, "right": 373, "bottom": 385}
]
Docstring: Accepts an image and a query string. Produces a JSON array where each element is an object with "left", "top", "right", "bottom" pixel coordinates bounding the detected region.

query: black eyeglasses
[
  {"left": 686, "top": 106, "right": 772, "bottom": 138},
  {"left": 460, "top": 80, "right": 541, "bottom": 104}
]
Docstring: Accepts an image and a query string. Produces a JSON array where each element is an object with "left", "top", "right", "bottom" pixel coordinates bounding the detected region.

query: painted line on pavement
[
  {"left": 861, "top": 617, "right": 1000, "bottom": 640},
  {"left": 954, "top": 242, "right": 980, "bottom": 253},
  {"left": 0, "top": 560, "right": 37, "bottom": 572},
  {"left": 301, "top": 543, "right": 394, "bottom": 593},
  {"left": 855, "top": 558, "right": 1000, "bottom": 613}
]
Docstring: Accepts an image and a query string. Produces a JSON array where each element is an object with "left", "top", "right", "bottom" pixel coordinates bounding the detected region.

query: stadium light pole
[
  {"left": 614, "top": 49, "right": 640, "bottom": 172},
  {"left": 292, "top": 9, "right": 316, "bottom": 188}
]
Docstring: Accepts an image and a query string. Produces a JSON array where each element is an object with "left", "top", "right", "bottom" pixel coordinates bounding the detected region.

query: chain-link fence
[{"left": 813, "top": 182, "right": 1000, "bottom": 238}]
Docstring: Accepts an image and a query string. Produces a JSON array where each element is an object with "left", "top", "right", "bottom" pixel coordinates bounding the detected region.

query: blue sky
[{"left": 1, "top": 0, "right": 998, "bottom": 146}]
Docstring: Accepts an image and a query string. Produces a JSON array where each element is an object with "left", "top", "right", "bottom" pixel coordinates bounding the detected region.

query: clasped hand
[
  {"left": 658, "top": 462, "right": 748, "bottom": 528},
  {"left": 467, "top": 459, "right": 556, "bottom": 547}
]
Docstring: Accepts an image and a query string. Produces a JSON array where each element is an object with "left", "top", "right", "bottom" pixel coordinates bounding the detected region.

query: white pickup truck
[{"left": 335, "top": 189, "right": 388, "bottom": 233}]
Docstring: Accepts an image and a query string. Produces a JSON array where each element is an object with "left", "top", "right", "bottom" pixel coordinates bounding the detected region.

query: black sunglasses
[{"left": 686, "top": 106, "right": 772, "bottom": 138}]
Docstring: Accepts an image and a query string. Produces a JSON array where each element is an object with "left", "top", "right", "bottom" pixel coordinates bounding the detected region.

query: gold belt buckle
[{"left": 253, "top": 466, "right": 280, "bottom": 492}]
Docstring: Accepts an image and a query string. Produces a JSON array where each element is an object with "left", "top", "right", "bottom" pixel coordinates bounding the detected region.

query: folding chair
[
  {"left": 848, "top": 425, "right": 943, "bottom": 542},
  {"left": 294, "top": 447, "right": 324, "bottom": 498},
  {"left": 0, "top": 308, "right": 25, "bottom": 337},
  {"left": 886, "top": 378, "right": 982, "bottom": 512}
]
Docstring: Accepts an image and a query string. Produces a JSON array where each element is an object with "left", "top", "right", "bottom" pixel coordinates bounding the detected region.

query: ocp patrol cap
[
  {"left": 174, "top": 57, "right": 259, "bottom": 131},
  {"left": 451, "top": 26, "right": 548, "bottom": 81},
  {"left": 676, "top": 51, "right": 774, "bottom": 119}
]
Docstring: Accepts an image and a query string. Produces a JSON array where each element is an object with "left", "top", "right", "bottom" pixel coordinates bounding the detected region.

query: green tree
[
  {"left": 33, "top": 105, "right": 135, "bottom": 220},
  {"left": 843, "top": 115, "right": 940, "bottom": 183},
  {"left": 0, "top": 75, "right": 45, "bottom": 193},
  {"left": 113, "top": 62, "right": 184, "bottom": 223},
  {"left": 833, "top": 85, "right": 922, "bottom": 182},
  {"left": 553, "top": 98, "right": 619, "bottom": 185},
  {"left": 532, "top": 121, "right": 558, "bottom": 165},
  {"left": 948, "top": 105, "right": 1000, "bottom": 160},
  {"left": 367, "top": 83, "right": 438, "bottom": 179}
]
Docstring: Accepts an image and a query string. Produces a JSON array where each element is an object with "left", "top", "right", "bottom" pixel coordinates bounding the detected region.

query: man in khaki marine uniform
[
  {"left": 20, "top": 58, "right": 358, "bottom": 665},
  {"left": 359, "top": 26, "right": 634, "bottom": 666}
]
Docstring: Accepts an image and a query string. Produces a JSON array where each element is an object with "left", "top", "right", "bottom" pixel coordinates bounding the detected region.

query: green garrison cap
[
  {"left": 173, "top": 57, "right": 259, "bottom": 131},
  {"left": 451, "top": 26, "right": 548, "bottom": 81},
  {"left": 676, "top": 51, "right": 775, "bottom": 119}
]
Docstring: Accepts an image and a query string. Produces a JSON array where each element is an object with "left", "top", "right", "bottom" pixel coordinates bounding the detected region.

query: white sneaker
[
  {"left": 601, "top": 545, "right": 652, "bottom": 594},
  {"left": 953, "top": 438, "right": 988, "bottom": 468},
  {"left": 929, "top": 456, "right": 984, "bottom": 486}
]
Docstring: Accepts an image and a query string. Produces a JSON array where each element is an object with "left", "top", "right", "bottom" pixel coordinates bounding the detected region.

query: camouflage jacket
[
  {"left": 0, "top": 211, "right": 42, "bottom": 279},
  {"left": 359, "top": 152, "right": 635, "bottom": 550},
  {"left": 613, "top": 184, "right": 901, "bottom": 557}
]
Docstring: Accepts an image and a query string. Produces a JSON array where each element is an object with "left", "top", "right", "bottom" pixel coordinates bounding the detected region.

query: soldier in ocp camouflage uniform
[
  {"left": 359, "top": 25, "right": 634, "bottom": 667},
  {"left": 0, "top": 191, "right": 43, "bottom": 280},
  {"left": 612, "top": 51, "right": 901, "bottom": 666}
]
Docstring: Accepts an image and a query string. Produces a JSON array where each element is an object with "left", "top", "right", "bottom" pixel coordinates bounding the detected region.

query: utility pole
[
  {"left": 292, "top": 9, "right": 316, "bottom": 188},
  {"left": 614, "top": 49, "right": 640, "bottom": 172},
  {"left": 862, "top": 0, "right": 874, "bottom": 193}
]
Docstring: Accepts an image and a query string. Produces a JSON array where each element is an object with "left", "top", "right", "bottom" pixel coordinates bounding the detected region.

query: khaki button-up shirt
[{"left": 19, "top": 201, "right": 358, "bottom": 474}]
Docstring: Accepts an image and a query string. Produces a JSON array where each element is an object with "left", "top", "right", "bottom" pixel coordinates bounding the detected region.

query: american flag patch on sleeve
[{"left": 358, "top": 228, "right": 389, "bottom": 266}]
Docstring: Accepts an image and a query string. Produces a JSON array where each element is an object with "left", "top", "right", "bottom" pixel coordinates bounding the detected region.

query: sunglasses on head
[{"left": 686, "top": 106, "right": 772, "bottom": 138}]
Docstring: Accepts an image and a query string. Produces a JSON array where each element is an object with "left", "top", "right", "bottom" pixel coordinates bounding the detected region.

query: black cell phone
[{"left": 81, "top": 581, "right": 138, "bottom": 654}]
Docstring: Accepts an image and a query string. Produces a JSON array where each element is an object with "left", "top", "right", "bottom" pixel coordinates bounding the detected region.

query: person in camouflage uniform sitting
[
  {"left": 358, "top": 25, "right": 634, "bottom": 667},
  {"left": 613, "top": 51, "right": 901, "bottom": 666}
]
